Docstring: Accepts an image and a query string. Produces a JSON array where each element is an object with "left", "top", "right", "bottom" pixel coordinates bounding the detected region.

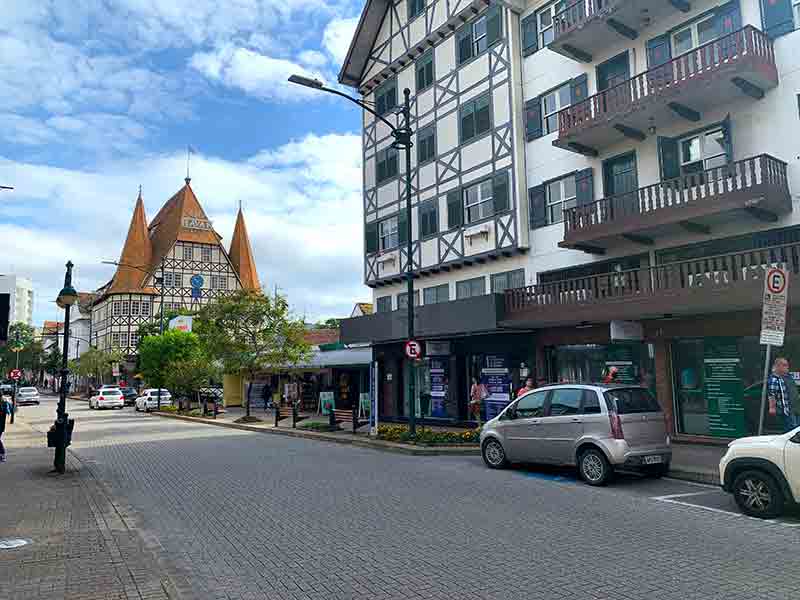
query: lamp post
[
  {"left": 52, "top": 261, "right": 78, "bottom": 474},
  {"left": 288, "top": 75, "right": 418, "bottom": 435},
  {"left": 10, "top": 329, "right": 23, "bottom": 424}
]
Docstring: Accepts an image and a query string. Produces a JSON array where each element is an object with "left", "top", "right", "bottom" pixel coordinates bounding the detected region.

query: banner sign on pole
[
  {"left": 369, "top": 361, "right": 379, "bottom": 436},
  {"left": 760, "top": 267, "right": 789, "bottom": 346}
]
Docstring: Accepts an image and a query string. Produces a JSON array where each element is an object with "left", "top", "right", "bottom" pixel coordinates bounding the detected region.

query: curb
[
  {"left": 152, "top": 411, "right": 481, "bottom": 456},
  {"left": 666, "top": 468, "right": 720, "bottom": 486}
]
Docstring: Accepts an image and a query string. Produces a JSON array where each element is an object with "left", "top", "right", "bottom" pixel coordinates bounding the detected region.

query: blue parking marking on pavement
[{"left": 517, "top": 470, "right": 577, "bottom": 482}]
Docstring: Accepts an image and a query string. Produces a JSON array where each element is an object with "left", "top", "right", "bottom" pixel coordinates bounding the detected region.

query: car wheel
[
  {"left": 644, "top": 463, "right": 670, "bottom": 478},
  {"left": 481, "top": 438, "right": 508, "bottom": 469},
  {"left": 733, "top": 470, "right": 784, "bottom": 519},
  {"left": 579, "top": 448, "right": 612, "bottom": 486}
]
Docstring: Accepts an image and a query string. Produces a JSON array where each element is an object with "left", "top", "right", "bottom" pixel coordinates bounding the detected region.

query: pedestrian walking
[
  {"left": 516, "top": 376, "right": 535, "bottom": 398},
  {"left": 469, "top": 377, "right": 487, "bottom": 425},
  {"left": 0, "top": 393, "right": 11, "bottom": 462},
  {"left": 262, "top": 380, "right": 273, "bottom": 412},
  {"left": 767, "top": 357, "right": 800, "bottom": 433}
]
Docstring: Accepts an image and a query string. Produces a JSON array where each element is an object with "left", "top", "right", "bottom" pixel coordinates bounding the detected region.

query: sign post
[{"left": 759, "top": 267, "right": 789, "bottom": 435}]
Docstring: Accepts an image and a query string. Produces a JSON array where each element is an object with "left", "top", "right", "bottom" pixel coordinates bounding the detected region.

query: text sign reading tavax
[{"left": 760, "top": 267, "right": 789, "bottom": 346}]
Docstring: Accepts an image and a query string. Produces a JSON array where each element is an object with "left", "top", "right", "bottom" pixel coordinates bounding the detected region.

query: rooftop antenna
[
  {"left": 138, "top": 184, "right": 142, "bottom": 199},
  {"left": 185, "top": 145, "right": 195, "bottom": 184}
]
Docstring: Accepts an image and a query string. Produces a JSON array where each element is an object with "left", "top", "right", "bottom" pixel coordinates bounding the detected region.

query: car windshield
[
  {"left": 604, "top": 388, "right": 661, "bottom": 414},
  {"left": 102, "top": 390, "right": 122, "bottom": 396}
]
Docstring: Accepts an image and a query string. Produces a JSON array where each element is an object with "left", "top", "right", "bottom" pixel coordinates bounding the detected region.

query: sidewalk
[{"left": 0, "top": 418, "right": 178, "bottom": 600}]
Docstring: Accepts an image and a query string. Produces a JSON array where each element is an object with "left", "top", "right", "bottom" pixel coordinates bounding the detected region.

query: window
[
  {"left": 397, "top": 291, "right": 419, "bottom": 311},
  {"left": 375, "top": 80, "right": 397, "bottom": 117},
  {"left": 112, "top": 301, "right": 121, "bottom": 316},
  {"left": 163, "top": 272, "right": 182, "bottom": 287},
  {"left": 456, "top": 276, "right": 485, "bottom": 299},
  {"left": 464, "top": 179, "right": 494, "bottom": 224},
  {"left": 672, "top": 13, "right": 719, "bottom": 57},
  {"left": 418, "top": 200, "right": 438, "bottom": 238},
  {"left": 417, "top": 125, "right": 436, "bottom": 165},
  {"left": 212, "top": 275, "right": 228, "bottom": 290},
  {"left": 131, "top": 333, "right": 139, "bottom": 347},
  {"left": 408, "top": 0, "right": 425, "bottom": 20},
  {"left": 521, "top": 13, "right": 538, "bottom": 55},
  {"left": 456, "top": 6, "right": 502, "bottom": 64},
  {"left": 491, "top": 269, "right": 525, "bottom": 293},
  {"left": 423, "top": 284, "right": 449, "bottom": 305},
  {"left": 376, "top": 296, "right": 392, "bottom": 313},
  {"left": 541, "top": 82, "right": 571, "bottom": 135},
  {"left": 515, "top": 390, "right": 547, "bottom": 418},
  {"left": 545, "top": 174, "right": 577, "bottom": 225},
  {"left": 141, "top": 302, "right": 151, "bottom": 316},
  {"left": 537, "top": 1, "right": 566, "bottom": 48},
  {"left": 183, "top": 245, "right": 193, "bottom": 260},
  {"left": 379, "top": 216, "right": 399, "bottom": 251},
  {"left": 120, "top": 332, "right": 129, "bottom": 348},
  {"left": 376, "top": 146, "right": 398, "bottom": 184},
  {"left": 460, "top": 94, "right": 491, "bottom": 143},
  {"left": 604, "top": 388, "right": 661, "bottom": 414},
  {"left": 582, "top": 391, "right": 601, "bottom": 414},
  {"left": 679, "top": 128, "right": 727, "bottom": 174},
  {"left": 201, "top": 246, "right": 212, "bottom": 262},
  {"left": 130, "top": 300, "right": 140, "bottom": 316},
  {"left": 111, "top": 332, "right": 120, "bottom": 347},
  {"left": 548, "top": 389, "right": 583, "bottom": 416},
  {"left": 121, "top": 300, "right": 130, "bottom": 315},
  {"left": 795, "top": 0, "right": 800, "bottom": 29},
  {"left": 416, "top": 51, "right": 434, "bottom": 91}
]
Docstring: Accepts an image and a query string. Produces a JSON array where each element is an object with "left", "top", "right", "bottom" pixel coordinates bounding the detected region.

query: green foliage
[
  {"left": 298, "top": 421, "right": 338, "bottom": 432},
  {"left": 377, "top": 424, "right": 480, "bottom": 445},
  {"left": 8, "top": 322, "right": 35, "bottom": 349},
  {"left": 138, "top": 329, "right": 203, "bottom": 391},
  {"left": 135, "top": 308, "right": 194, "bottom": 347},
  {"left": 164, "top": 356, "right": 221, "bottom": 410},
  {"left": 43, "top": 347, "right": 63, "bottom": 376},
  {"left": 73, "top": 347, "right": 124, "bottom": 382},
  {"left": 314, "top": 318, "right": 341, "bottom": 329}
]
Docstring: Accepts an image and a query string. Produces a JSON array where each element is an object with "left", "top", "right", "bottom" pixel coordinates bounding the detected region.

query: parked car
[
  {"left": 135, "top": 389, "right": 172, "bottom": 412},
  {"left": 720, "top": 426, "right": 800, "bottom": 518},
  {"left": 119, "top": 387, "right": 138, "bottom": 406},
  {"left": 89, "top": 388, "right": 124, "bottom": 410},
  {"left": 16, "top": 387, "right": 40, "bottom": 405},
  {"left": 480, "top": 384, "right": 672, "bottom": 485}
]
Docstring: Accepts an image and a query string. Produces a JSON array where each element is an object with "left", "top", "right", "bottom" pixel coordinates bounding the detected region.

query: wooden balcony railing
[
  {"left": 505, "top": 242, "right": 800, "bottom": 315},
  {"left": 563, "top": 154, "right": 789, "bottom": 236},
  {"left": 557, "top": 26, "right": 775, "bottom": 137},
  {"left": 553, "top": 0, "right": 607, "bottom": 38}
]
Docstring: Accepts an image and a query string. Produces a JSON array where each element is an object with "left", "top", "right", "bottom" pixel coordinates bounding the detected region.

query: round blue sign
[{"left": 190, "top": 274, "right": 204, "bottom": 288}]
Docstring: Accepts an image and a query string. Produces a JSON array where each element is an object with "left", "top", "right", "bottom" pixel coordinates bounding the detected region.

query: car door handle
[{"left": 571, "top": 417, "right": 582, "bottom": 423}]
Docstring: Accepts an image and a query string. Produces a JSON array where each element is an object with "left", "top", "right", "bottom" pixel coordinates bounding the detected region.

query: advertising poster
[
  {"left": 429, "top": 358, "right": 448, "bottom": 418},
  {"left": 704, "top": 338, "right": 745, "bottom": 438},
  {"left": 481, "top": 355, "right": 511, "bottom": 421},
  {"left": 605, "top": 345, "right": 637, "bottom": 385},
  {"left": 319, "top": 391, "right": 335, "bottom": 415}
]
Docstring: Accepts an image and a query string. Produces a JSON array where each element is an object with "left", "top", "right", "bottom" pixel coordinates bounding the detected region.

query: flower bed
[{"left": 377, "top": 424, "right": 479, "bottom": 445}]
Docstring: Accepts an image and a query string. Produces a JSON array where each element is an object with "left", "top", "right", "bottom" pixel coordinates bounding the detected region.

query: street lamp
[
  {"left": 289, "top": 75, "right": 418, "bottom": 435},
  {"left": 51, "top": 261, "right": 78, "bottom": 474},
  {"left": 9, "top": 328, "right": 23, "bottom": 424}
]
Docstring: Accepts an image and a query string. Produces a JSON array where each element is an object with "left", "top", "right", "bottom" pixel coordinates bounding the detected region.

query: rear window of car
[
  {"left": 103, "top": 390, "right": 122, "bottom": 396},
  {"left": 604, "top": 388, "right": 661, "bottom": 414},
  {"left": 19, "top": 388, "right": 37, "bottom": 393}
]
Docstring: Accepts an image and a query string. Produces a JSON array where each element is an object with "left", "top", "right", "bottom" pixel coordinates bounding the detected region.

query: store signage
[
  {"left": 481, "top": 355, "right": 512, "bottom": 421},
  {"left": 704, "top": 338, "right": 745, "bottom": 438},
  {"left": 760, "top": 267, "right": 789, "bottom": 346},
  {"left": 610, "top": 320, "right": 643, "bottom": 341},
  {"left": 169, "top": 315, "right": 193, "bottom": 332},
  {"left": 404, "top": 340, "right": 422, "bottom": 359},
  {"left": 9, "top": 368, "right": 21, "bottom": 381},
  {"left": 426, "top": 341, "right": 450, "bottom": 356},
  {"left": 319, "top": 391, "right": 335, "bottom": 415},
  {"left": 182, "top": 217, "right": 213, "bottom": 231}
]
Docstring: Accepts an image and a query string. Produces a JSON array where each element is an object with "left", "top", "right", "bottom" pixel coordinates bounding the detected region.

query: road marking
[
  {"left": 663, "top": 477, "right": 720, "bottom": 490},
  {"left": 651, "top": 491, "right": 711, "bottom": 501},
  {"left": 651, "top": 492, "right": 800, "bottom": 528}
]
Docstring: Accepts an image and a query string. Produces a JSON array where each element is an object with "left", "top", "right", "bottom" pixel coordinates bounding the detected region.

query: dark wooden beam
[
  {"left": 668, "top": 102, "right": 701, "bottom": 122},
  {"left": 452, "top": 263, "right": 463, "bottom": 270},
  {"left": 475, "top": 257, "right": 486, "bottom": 264},
  {"left": 679, "top": 221, "right": 711, "bottom": 235},
  {"left": 745, "top": 206, "right": 778, "bottom": 222},
  {"left": 572, "top": 243, "right": 606, "bottom": 255},
  {"left": 561, "top": 44, "right": 592, "bottom": 63},
  {"left": 623, "top": 233, "right": 655, "bottom": 246},
  {"left": 487, "top": 253, "right": 499, "bottom": 261},
  {"left": 606, "top": 18, "right": 638, "bottom": 40},
  {"left": 732, "top": 77, "right": 765, "bottom": 100},
  {"left": 669, "top": 0, "right": 691, "bottom": 12},
  {"left": 614, "top": 123, "right": 646, "bottom": 141},
  {"left": 438, "top": 31, "right": 447, "bottom": 39},
  {"left": 501, "top": 250, "right": 514, "bottom": 257},
  {"left": 441, "top": 265, "right": 451, "bottom": 272},
  {"left": 565, "top": 142, "right": 599, "bottom": 157}
]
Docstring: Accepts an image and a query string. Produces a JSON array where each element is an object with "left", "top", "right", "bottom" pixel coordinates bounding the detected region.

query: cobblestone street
[{"left": 4, "top": 395, "right": 800, "bottom": 600}]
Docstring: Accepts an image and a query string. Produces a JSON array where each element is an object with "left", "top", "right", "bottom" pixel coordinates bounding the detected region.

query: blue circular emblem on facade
[{"left": 190, "top": 274, "right": 204, "bottom": 288}]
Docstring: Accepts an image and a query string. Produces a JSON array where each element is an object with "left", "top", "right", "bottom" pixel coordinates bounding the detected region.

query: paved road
[{"left": 14, "top": 394, "right": 800, "bottom": 600}]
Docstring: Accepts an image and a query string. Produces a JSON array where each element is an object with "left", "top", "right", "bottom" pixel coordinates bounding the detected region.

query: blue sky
[{"left": 0, "top": 0, "right": 368, "bottom": 325}]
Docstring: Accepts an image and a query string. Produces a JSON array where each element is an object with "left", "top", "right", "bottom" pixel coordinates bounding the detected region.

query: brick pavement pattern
[{"left": 11, "top": 398, "right": 800, "bottom": 600}]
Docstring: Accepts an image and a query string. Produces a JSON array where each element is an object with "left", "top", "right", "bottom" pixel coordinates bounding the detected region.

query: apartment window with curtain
[
  {"left": 379, "top": 216, "right": 399, "bottom": 251},
  {"left": 536, "top": 1, "right": 566, "bottom": 48},
  {"left": 417, "top": 125, "right": 436, "bottom": 165},
  {"left": 491, "top": 269, "right": 525, "bottom": 293},
  {"left": 423, "top": 284, "right": 449, "bottom": 305},
  {"left": 464, "top": 179, "right": 494, "bottom": 223},
  {"left": 375, "top": 79, "right": 397, "bottom": 116},
  {"left": 376, "top": 146, "right": 399, "bottom": 184},
  {"left": 456, "top": 277, "right": 486, "bottom": 299},
  {"left": 376, "top": 296, "right": 392, "bottom": 313},
  {"left": 418, "top": 200, "right": 438, "bottom": 238},
  {"left": 679, "top": 127, "right": 727, "bottom": 174},
  {"left": 541, "top": 82, "right": 571, "bottom": 135},
  {"left": 545, "top": 174, "right": 577, "bottom": 225},
  {"left": 459, "top": 94, "right": 491, "bottom": 143},
  {"left": 416, "top": 50, "right": 434, "bottom": 91},
  {"left": 456, "top": 6, "right": 502, "bottom": 65}
]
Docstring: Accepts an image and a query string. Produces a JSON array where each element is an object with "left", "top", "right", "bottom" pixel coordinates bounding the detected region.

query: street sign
[
  {"left": 760, "top": 267, "right": 789, "bottom": 346},
  {"left": 9, "top": 368, "right": 21, "bottom": 381},
  {"left": 169, "top": 315, "right": 193, "bottom": 332},
  {"left": 404, "top": 340, "right": 422, "bottom": 360}
]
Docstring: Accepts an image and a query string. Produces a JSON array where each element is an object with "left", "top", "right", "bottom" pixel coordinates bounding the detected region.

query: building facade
[
  {"left": 91, "top": 178, "right": 260, "bottom": 357},
  {"left": 341, "top": 0, "right": 800, "bottom": 441},
  {"left": 0, "top": 274, "right": 34, "bottom": 326}
]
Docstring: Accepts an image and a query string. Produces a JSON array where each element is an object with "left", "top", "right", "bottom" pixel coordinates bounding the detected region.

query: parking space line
[
  {"left": 651, "top": 491, "right": 713, "bottom": 501},
  {"left": 651, "top": 495, "right": 800, "bottom": 528},
  {"left": 663, "top": 477, "right": 720, "bottom": 490}
]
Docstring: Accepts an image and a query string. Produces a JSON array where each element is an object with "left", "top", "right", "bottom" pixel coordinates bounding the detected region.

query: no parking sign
[{"left": 760, "top": 267, "right": 789, "bottom": 346}]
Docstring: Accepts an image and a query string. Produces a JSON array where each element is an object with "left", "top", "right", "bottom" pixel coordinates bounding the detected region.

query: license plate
[{"left": 643, "top": 455, "right": 663, "bottom": 465}]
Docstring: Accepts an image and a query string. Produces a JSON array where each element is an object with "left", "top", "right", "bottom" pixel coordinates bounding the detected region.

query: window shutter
[
  {"left": 457, "top": 27, "right": 473, "bottom": 64},
  {"left": 365, "top": 221, "right": 378, "bottom": 254},
  {"left": 575, "top": 168, "right": 594, "bottom": 207},
  {"left": 722, "top": 114, "right": 733, "bottom": 163},
  {"left": 521, "top": 13, "right": 538, "bottom": 55},
  {"left": 447, "top": 189, "right": 463, "bottom": 228},
  {"left": 525, "top": 97, "right": 543, "bottom": 141},
  {"left": 570, "top": 74, "right": 588, "bottom": 105},
  {"left": 657, "top": 136, "right": 681, "bottom": 181},
  {"left": 493, "top": 171, "right": 509, "bottom": 213},
  {"left": 398, "top": 211, "right": 408, "bottom": 245},
  {"left": 646, "top": 34, "right": 671, "bottom": 68},
  {"left": 486, "top": 5, "right": 502, "bottom": 46},
  {"left": 529, "top": 185, "right": 547, "bottom": 229},
  {"left": 761, "top": 0, "right": 794, "bottom": 39}
]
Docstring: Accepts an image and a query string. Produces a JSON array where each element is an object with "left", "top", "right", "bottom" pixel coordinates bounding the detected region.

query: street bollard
[
  {"left": 352, "top": 405, "right": 357, "bottom": 434},
  {"left": 274, "top": 404, "right": 280, "bottom": 427},
  {"left": 329, "top": 406, "right": 336, "bottom": 432},
  {"left": 292, "top": 403, "right": 298, "bottom": 428}
]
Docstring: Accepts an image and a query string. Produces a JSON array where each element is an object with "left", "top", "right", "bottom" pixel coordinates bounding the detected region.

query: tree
[
  {"left": 164, "top": 357, "right": 221, "bottom": 412},
  {"left": 314, "top": 318, "right": 341, "bottom": 329},
  {"left": 196, "top": 290, "right": 311, "bottom": 420},
  {"left": 138, "top": 330, "right": 203, "bottom": 407},
  {"left": 74, "top": 347, "right": 124, "bottom": 386}
]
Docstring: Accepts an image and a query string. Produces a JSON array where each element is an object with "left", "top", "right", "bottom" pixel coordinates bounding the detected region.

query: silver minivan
[{"left": 480, "top": 384, "right": 672, "bottom": 485}]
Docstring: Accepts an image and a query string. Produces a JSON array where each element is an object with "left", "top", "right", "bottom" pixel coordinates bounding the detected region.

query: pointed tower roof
[
  {"left": 108, "top": 191, "right": 154, "bottom": 294},
  {"left": 229, "top": 207, "right": 260, "bottom": 291}
]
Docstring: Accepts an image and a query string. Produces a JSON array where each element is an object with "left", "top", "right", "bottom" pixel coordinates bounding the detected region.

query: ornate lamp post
[{"left": 51, "top": 261, "right": 78, "bottom": 474}]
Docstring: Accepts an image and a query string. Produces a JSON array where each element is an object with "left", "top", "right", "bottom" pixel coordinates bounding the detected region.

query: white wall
[{"left": 0, "top": 274, "right": 34, "bottom": 326}]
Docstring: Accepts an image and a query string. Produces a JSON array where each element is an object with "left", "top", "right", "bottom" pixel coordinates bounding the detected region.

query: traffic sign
[
  {"left": 760, "top": 267, "right": 789, "bottom": 346},
  {"left": 9, "top": 368, "right": 21, "bottom": 381},
  {"left": 404, "top": 340, "right": 422, "bottom": 360}
]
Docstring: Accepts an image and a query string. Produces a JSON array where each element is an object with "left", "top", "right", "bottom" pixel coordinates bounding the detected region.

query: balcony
[
  {"left": 561, "top": 154, "right": 791, "bottom": 252},
  {"left": 554, "top": 27, "right": 778, "bottom": 157},
  {"left": 503, "top": 242, "right": 800, "bottom": 328},
  {"left": 552, "top": 0, "right": 689, "bottom": 63}
]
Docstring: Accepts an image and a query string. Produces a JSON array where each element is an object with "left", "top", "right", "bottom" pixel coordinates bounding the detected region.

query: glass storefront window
[{"left": 547, "top": 343, "right": 655, "bottom": 392}]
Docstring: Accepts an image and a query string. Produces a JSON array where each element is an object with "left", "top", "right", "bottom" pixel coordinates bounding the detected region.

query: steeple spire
[
  {"left": 109, "top": 191, "right": 153, "bottom": 293},
  {"left": 229, "top": 206, "right": 260, "bottom": 291}
]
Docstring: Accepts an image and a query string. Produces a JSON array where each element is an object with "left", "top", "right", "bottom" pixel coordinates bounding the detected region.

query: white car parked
[
  {"left": 89, "top": 388, "right": 124, "bottom": 410},
  {"left": 135, "top": 389, "right": 172, "bottom": 412},
  {"left": 720, "top": 426, "right": 800, "bottom": 518},
  {"left": 16, "top": 387, "right": 40, "bottom": 405}
]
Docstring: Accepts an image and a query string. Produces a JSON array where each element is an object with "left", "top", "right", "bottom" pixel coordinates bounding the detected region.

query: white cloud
[
  {"left": 322, "top": 17, "right": 359, "bottom": 66},
  {"left": 298, "top": 49, "right": 328, "bottom": 69}
]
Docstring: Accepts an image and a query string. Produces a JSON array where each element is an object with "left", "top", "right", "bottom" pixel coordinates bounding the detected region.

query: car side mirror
[{"left": 790, "top": 431, "right": 800, "bottom": 444}]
